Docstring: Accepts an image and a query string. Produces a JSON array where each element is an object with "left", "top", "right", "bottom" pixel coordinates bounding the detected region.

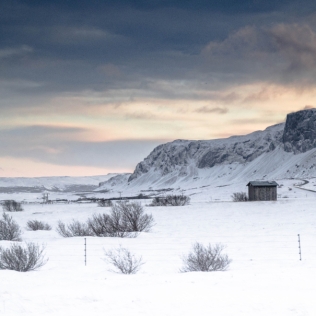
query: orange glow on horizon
[{"left": 0, "top": 157, "right": 132, "bottom": 178}]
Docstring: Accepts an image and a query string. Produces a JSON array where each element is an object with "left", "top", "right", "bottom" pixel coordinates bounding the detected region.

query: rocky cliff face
[
  {"left": 283, "top": 109, "right": 316, "bottom": 153},
  {"left": 128, "top": 123, "right": 284, "bottom": 182},
  {"left": 128, "top": 109, "right": 316, "bottom": 183}
]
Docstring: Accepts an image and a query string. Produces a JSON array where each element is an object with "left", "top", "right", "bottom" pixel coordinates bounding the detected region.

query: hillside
[{"left": 99, "top": 109, "right": 316, "bottom": 191}]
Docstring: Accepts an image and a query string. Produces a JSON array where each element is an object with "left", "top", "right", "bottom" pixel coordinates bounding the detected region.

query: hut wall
[{"left": 248, "top": 186, "right": 277, "bottom": 201}]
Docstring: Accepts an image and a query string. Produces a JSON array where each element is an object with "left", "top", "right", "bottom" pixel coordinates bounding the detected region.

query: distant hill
[
  {"left": 0, "top": 174, "right": 118, "bottom": 193},
  {"left": 99, "top": 109, "right": 316, "bottom": 191}
]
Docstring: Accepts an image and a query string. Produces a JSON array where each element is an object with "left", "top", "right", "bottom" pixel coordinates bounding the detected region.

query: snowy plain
[{"left": 1, "top": 179, "right": 316, "bottom": 316}]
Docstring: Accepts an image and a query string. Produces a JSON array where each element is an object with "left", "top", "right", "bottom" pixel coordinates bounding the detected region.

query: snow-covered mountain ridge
[
  {"left": 129, "top": 122, "right": 284, "bottom": 182},
  {"left": 0, "top": 174, "right": 117, "bottom": 193},
  {"left": 99, "top": 109, "right": 316, "bottom": 191}
]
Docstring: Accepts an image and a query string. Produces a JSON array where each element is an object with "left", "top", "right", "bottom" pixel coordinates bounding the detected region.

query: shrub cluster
[
  {"left": 180, "top": 242, "right": 231, "bottom": 272},
  {"left": 57, "top": 220, "right": 93, "bottom": 237},
  {"left": 0, "top": 242, "right": 48, "bottom": 272},
  {"left": 2, "top": 200, "right": 23, "bottom": 212},
  {"left": 231, "top": 192, "right": 248, "bottom": 202},
  {"left": 57, "top": 202, "right": 155, "bottom": 238},
  {"left": 0, "top": 213, "right": 22, "bottom": 241},
  {"left": 104, "top": 246, "right": 144, "bottom": 274},
  {"left": 26, "top": 220, "right": 52, "bottom": 231},
  {"left": 97, "top": 199, "right": 113, "bottom": 207},
  {"left": 150, "top": 195, "right": 190, "bottom": 206}
]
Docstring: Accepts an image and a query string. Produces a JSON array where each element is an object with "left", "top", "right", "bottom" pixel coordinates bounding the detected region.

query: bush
[
  {"left": 150, "top": 195, "right": 190, "bottom": 206},
  {"left": 57, "top": 202, "right": 154, "bottom": 238},
  {"left": 97, "top": 199, "right": 113, "bottom": 207},
  {"left": 137, "top": 193, "right": 147, "bottom": 199},
  {"left": 231, "top": 192, "right": 248, "bottom": 202},
  {"left": 26, "top": 220, "right": 52, "bottom": 231},
  {"left": 88, "top": 213, "right": 113, "bottom": 237},
  {"left": 87, "top": 213, "right": 135, "bottom": 238},
  {"left": 2, "top": 200, "right": 23, "bottom": 212},
  {"left": 111, "top": 201, "right": 154, "bottom": 233},
  {"left": 104, "top": 246, "right": 144, "bottom": 274},
  {"left": 0, "top": 212, "right": 22, "bottom": 241},
  {"left": 0, "top": 242, "right": 48, "bottom": 272},
  {"left": 180, "top": 242, "right": 231, "bottom": 272},
  {"left": 56, "top": 220, "right": 93, "bottom": 237}
]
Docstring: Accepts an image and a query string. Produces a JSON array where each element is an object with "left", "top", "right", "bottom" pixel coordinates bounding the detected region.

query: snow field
[{"left": 1, "top": 193, "right": 316, "bottom": 315}]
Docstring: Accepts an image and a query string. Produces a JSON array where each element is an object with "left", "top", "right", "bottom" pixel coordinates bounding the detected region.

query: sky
[{"left": 1, "top": 0, "right": 316, "bottom": 177}]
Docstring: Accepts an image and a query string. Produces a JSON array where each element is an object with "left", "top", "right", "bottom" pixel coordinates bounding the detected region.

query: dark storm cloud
[
  {"left": 202, "top": 23, "right": 316, "bottom": 87},
  {"left": 5, "top": 0, "right": 313, "bottom": 14},
  {"left": 0, "top": 0, "right": 316, "bottom": 112},
  {"left": 1, "top": 0, "right": 316, "bottom": 99},
  {"left": 268, "top": 24, "right": 316, "bottom": 77},
  {"left": 0, "top": 126, "right": 165, "bottom": 169}
]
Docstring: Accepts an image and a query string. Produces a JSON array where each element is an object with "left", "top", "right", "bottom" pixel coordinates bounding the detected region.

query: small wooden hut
[{"left": 246, "top": 181, "right": 278, "bottom": 201}]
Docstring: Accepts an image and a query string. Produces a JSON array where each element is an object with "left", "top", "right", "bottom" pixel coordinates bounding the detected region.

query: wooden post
[
  {"left": 84, "top": 238, "right": 87, "bottom": 266},
  {"left": 298, "top": 234, "right": 301, "bottom": 261}
]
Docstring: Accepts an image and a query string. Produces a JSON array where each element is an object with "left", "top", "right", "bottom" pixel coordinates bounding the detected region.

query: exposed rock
[
  {"left": 98, "top": 173, "right": 131, "bottom": 189},
  {"left": 128, "top": 123, "right": 285, "bottom": 182},
  {"left": 283, "top": 109, "right": 316, "bottom": 153}
]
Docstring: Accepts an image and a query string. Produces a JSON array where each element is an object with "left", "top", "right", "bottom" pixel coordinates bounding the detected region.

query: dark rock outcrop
[{"left": 283, "top": 109, "right": 316, "bottom": 153}]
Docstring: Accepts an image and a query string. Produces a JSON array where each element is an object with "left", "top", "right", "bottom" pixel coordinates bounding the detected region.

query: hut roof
[{"left": 246, "top": 181, "right": 278, "bottom": 187}]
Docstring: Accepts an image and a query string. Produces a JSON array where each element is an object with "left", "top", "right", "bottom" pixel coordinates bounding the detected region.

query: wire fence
[{"left": 24, "top": 233, "right": 316, "bottom": 268}]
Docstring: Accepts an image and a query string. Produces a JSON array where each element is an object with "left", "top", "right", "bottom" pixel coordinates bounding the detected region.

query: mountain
[
  {"left": 99, "top": 109, "right": 316, "bottom": 191},
  {"left": 0, "top": 174, "right": 117, "bottom": 193}
]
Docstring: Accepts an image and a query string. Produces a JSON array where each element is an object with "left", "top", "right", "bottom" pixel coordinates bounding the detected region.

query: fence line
[{"left": 22, "top": 233, "right": 315, "bottom": 266}]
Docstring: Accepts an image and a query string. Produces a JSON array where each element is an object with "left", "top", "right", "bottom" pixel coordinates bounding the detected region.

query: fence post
[
  {"left": 84, "top": 238, "right": 87, "bottom": 266},
  {"left": 298, "top": 234, "right": 301, "bottom": 261}
]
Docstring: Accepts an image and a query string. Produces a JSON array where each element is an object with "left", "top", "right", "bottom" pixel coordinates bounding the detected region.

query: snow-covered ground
[{"left": 1, "top": 180, "right": 316, "bottom": 315}]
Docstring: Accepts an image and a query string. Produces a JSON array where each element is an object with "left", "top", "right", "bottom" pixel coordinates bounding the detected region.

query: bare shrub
[
  {"left": 88, "top": 202, "right": 154, "bottom": 238},
  {"left": 26, "top": 220, "right": 52, "bottom": 231},
  {"left": 88, "top": 214, "right": 137, "bottom": 238},
  {"left": 88, "top": 213, "right": 111, "bottom": 236},
  {"left": 104, "top": 246, "right": 144, "bottom": 274},
  {"left": 108, "top": 205, "right": 138, "bottom": 238},
  {"left": 97, "top": 199, "right": 113, "bottom": 207},
  {"left": 180, "top": 242, "right": 231, "bottom": 272},
  {"left": 2, "top": 200, "right": 23, "bottom": 212},
  {"left": 111, "top": 201, "right": 154, "bottom": 233},
  {"left": 0, "top": 213, "right": 22, "bottom": 241},
  {"left": 57, "top": 202, "right": 154, "bottom": 238},
  {"left": 150, "top": 195, "right": 190, "bottom": 206},
  {"left": 0, "top": 242, "right": 48, "bottom": 272},
  {"left": 56, "top": 220, "right": 93, "bottom": 237},
  {"left": 231, "top": 192, "right": 248, "bottom": 202}
]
